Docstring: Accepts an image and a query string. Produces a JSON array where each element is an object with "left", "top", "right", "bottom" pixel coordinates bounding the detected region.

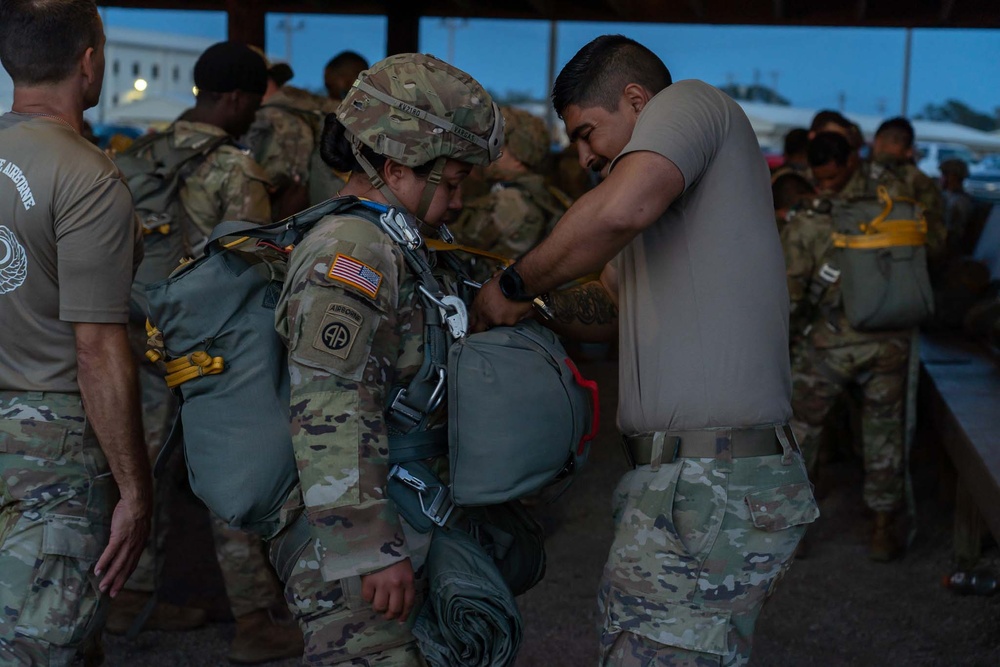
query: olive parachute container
[
  {"left": 446, "top": 320, "right": 599, "bottom": 506},
  {"left": 832, "top": 186, "right": 934, "bottom": 331},
  {"left": 144, "top": 196, "right": 377, "bottom": 537}
]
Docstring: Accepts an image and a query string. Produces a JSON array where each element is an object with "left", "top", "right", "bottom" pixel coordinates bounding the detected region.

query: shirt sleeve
[
  {"left": 612, "top": 81, "right": 729, "bottom": 194},
  {"left": 282, "top": 221, "right": 408, "bottom": 582},
  {"left": 55, "top": 175, "right": 140, "bottom": 323}
]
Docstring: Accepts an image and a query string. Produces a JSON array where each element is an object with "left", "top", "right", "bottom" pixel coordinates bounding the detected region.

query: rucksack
[
  {"left": 262, "top": 99, "right": 347, "bottom": 206},
  {"left": 830, "top": 185, "right": 934, "bottom": 331},
  {"left": 115, "top": 127, "right": 230, "bottom": 315}
]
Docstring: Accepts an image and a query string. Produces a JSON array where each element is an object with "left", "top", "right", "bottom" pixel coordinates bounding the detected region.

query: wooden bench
[{"left": 919, "top": 332, "right": 1000, "bottom": 567}]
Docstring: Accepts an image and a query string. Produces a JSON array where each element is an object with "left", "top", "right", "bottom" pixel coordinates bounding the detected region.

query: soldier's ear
[{"left": 622, "top": 83, "right": 651, "bottom": 116}]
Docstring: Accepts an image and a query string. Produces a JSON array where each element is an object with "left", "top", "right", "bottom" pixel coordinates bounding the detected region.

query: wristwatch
[{"left": 498, "top": 264, "right": 535, "bottom": 302}]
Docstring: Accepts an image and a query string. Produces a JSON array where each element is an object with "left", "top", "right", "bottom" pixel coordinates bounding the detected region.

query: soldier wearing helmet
[
  {"left": 452, "top": 106, "right": 572, "bottom": 264},
  {"left": 267, "top": 53, "right": 503, "bottom": 666}
]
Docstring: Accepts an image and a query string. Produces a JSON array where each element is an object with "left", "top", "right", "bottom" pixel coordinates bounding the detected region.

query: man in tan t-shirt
[
  {"left": 0, "top": 2, "right": 151, "bottom": 663},
  {"left": 473, "top": 35, "right": 817, "bottom": 667}
]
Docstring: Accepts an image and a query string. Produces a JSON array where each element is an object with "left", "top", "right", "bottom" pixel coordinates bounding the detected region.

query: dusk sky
[{"left": 101, "top": 8, "right": 1000, "bottom": 120}]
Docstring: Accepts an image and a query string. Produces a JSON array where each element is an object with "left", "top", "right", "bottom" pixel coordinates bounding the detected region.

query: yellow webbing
[
  {"left": 145, "top": 320, "right": 164, "bottom": 363},
  {"left": 834, "top": 185, "right": 928, "bottom": 249},
  {"left": 424, "top": 238, "right": 514, "bottom": 267},
  {"left": 163, "top": 351, "right": 225, "bottom": 389},
  {"left": 142, "top": 223, "right": 171, "bottom": 236}
]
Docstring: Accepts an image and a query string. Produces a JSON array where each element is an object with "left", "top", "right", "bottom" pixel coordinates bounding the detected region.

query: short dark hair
[
  {"left": 875, "top": 116, "right": 915, "bottom": 149},
  {"left": 552, "top": 35, "right": 672, "bottom": 117},
  {"left": 809, "top": 110, "right": 851, "bottom": 134},
  {"left": 325, "top": 51, "right": 368, "bottom": 72},
  {"left": 772, "top": 172, "right": 815, "bottom": 211},
  {"left": 783, "top": 128, "right": 809, "bottom": 157},
  {"left": 807, "top": 132, "right": 853, "bottom": 168},
  {"left": 0, "top": 0, "right": 102, "bottom": 85}
]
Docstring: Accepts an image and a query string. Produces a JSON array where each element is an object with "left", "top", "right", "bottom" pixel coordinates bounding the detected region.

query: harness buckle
[
  {"left": 379, "top": 207, "right": 422, "bottom": 251},
  {"left": 388, "top": 389, "right": 423, "bottom": 427},
  {"left": 387, "top": 465, "right": 455, "bottom": 527},
  {"left": 818, "top": 263, "right": 841, "bottom": 284}
]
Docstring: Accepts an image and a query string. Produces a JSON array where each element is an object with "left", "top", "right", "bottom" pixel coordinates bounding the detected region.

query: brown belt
[{"left": 621, "top": 426, "right": 796, "bottom": 467}]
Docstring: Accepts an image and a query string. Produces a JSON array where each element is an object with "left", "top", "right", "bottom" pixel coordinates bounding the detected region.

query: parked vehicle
[
  {"left": 916, "top": 141, "right": 977, "bottom": 178},
  {"left": 965, "top": 154, "right": 1000, "bottom": 202}
]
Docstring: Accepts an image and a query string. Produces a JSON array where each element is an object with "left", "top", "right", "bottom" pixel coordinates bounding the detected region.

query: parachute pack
[
  {"left": 143, "top": 196, "right": 596, "bottom": 539},
  {"left": 829, "top": 185, "right": 934, "bottom": 331},
  {"left": 114, "top": 127, "right": 231, "bottom": 314}
]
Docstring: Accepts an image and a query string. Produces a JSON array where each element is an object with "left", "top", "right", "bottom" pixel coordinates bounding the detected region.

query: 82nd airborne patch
[{"left": 312, "top": 302, "right": 365, "bottom": 360}]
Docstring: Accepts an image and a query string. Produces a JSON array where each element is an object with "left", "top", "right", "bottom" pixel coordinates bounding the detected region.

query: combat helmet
[
  {"left": 500, "top": 106, "right": 550, "bottom": 170},
  {"left": 337, "top": 53, "right": 504, "bottom": 220}
]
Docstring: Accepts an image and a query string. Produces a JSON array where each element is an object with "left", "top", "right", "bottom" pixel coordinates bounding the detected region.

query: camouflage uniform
[
  {"left": 125, "top": 120, "right": 281, "bottom": 619},
  {"left": 244, "top": 86, "right": 348, "bottom": 206},
  {"left": 781, "top": 201, "right": 911, "bottom": 512},
  {"left": 270, "top": 212, "right": 446, "bottom": 666},
  {"left": 452, "top": 106, "right": 568, "bottom": 261},
  {"left": 599, "top": 445, "right": 816, "bottom": 666},
  {"left": 0, "top": 393, "right": 115, "bottom": 666}
]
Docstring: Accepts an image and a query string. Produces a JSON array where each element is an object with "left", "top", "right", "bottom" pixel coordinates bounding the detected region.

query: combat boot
[
  {"left": 228, "top": 604, "right": 304, "bottom": 665},
  {"left": 104, "top": 590, "right": 208, "bottom": 635},
  {"left": 869, "top": 511, "right": 902, "bottom": 562}
]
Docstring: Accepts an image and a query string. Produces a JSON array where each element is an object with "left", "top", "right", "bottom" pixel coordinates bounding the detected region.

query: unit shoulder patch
[{"left": 312, "top": 302, "right": 365, "bottom": 360}]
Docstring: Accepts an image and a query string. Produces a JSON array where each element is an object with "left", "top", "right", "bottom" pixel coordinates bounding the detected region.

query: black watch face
[{"left": 499, "top": 270, "right": 518, "bottom": 298}]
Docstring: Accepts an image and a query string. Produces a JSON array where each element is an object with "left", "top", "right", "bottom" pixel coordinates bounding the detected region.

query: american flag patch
[{"left": 327, "top": 254, "right": 383, "bottom": 299}]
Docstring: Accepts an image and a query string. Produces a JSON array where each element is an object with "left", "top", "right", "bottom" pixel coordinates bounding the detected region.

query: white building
[{"left": 0, "top": 26, "right": 215, "bottom": 128}]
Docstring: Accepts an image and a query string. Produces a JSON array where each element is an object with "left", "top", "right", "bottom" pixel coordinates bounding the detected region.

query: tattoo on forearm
[{"left": 550, "top": 283, "right": 618, "bottom": 326}]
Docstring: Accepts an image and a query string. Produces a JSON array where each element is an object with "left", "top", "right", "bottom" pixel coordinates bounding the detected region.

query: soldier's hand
[
  {"left": 362, "top": 559, "right": 415, "bottom": 622},
  {"left": 95, "top": 494, "right": 152, "bottom": 597},
  {"left": 469, "top": 276, "right": 533, "bottom": 333}
]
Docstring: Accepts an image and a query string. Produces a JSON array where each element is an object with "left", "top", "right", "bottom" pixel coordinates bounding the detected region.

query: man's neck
[
  {"left": 183, "top": 107, "right": 231, "bottom": 137},
  {"left": 11, "top": 84, "right": 85, "bottom": 133}
]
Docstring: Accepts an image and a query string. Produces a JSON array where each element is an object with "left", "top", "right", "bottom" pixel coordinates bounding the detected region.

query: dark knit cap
[
  {"left": 194, "top": 41, "right": 268, "bottom": 95},
  {"left": 269, "top": 62, "right": 295, "bottom": 87}
]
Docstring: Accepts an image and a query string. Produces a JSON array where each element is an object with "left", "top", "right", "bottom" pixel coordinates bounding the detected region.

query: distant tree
[
  {"left": 718, "top": 83, "right": 790, "bottom": 106},
  {"left": 915, "top": 99, "right": 997, "bottom": 132}
]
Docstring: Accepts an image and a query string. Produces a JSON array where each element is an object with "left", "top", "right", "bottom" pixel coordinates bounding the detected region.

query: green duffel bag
[
  {"left": 832, "top": 185, "right": 934, "bottom": 331},
  {"left": 447, "top": 320, "right": 598, "bottom": 507}
]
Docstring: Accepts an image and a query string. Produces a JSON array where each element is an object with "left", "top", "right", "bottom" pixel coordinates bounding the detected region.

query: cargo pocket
[
  {"left": 0, "top": 419, "right": 67, "bottom": 459},
  {"left": 14, "top": 514, "right": 109, "bottom": 648},
  {"left": 744, "top": 482, "right": 819, "bottom": 531},
  {"left": 600, "top": 585, "right": 729, "bottom": 665}
]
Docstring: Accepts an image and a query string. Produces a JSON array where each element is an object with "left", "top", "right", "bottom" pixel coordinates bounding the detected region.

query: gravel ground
[{"left": 104, "top": 358, "right": 1000, "bottom": 666}]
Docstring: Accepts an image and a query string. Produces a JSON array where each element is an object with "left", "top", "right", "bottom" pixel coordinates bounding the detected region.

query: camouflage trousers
[
  {"left": 789, "top": 336, "right": 909, "bottom": 513},
  {"left": 598, "top": 442, "right": 818, "bottom": 667},
  {"left": 124, "top": 329, "right": 283, "bottom": 617},
  {"left": 268, "top": 514, "right": 427, "bottom": 666},
  {"left": 0, "top": 392, "right": 115, "bottom": 666}
]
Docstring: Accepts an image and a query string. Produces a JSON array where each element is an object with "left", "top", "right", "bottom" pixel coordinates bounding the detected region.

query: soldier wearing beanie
[
  {"left": 453, "top": 106, "right": 572, "bottom": 264},
  {"left": 108, "top": 41, "right": 301, "bottom": 665}
]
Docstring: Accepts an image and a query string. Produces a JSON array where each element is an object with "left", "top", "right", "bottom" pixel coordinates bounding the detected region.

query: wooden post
[
  {"left": 386, "top": 4, "right": 421, "bottom": 56},
  {"left": 227, "top": 0, "right": 266, "bottom": 49}
]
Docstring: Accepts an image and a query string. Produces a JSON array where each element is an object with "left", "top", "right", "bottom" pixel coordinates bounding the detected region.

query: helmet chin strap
[{"left": 348, "top": 131, "right": 447, "bottom": 224}]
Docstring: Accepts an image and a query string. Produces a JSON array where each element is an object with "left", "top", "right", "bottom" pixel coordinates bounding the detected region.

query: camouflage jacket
[
  {"left": 244, "top": 85, "right": 338, "bottom": 193},
  {"left": 452, "top": 173, "right": 569, "bottom": 261},
  {"left": 275, "top": 212, "right": 463, "bottom": 582},
  {"left": 840, "top": 159, "right": 946, "bottom": 259},
  {"left": 174, "top": 121, "right": 271, "bottom": 239},
  {"left": 781, "top": 201, "right": 908, "bottom": 349}
]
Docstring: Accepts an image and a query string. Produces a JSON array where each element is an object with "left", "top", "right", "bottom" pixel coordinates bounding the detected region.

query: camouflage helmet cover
[
  {"left": 337, "top": 53, "right": 504, "bottom": 168},
  {"left": 501, "top": 106, "right": 550, "bottom": 169}
]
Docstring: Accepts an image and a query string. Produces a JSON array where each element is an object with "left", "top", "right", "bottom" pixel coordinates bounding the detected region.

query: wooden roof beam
[{"left": 940, "top": 0, "right": 957, "bottom": 22}]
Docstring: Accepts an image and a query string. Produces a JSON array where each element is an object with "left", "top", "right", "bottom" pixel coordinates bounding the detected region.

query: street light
[{"left": 133, "top": 78, "right": 148, "bottom": 92}]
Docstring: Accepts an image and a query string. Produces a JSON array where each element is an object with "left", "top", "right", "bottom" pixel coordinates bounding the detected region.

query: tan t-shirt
[
  {"left": 0, "top": 113, "right": 142, "bottom": 392},
  {"left": 610, "top": 80, "right": 791, "bottom": 433}
]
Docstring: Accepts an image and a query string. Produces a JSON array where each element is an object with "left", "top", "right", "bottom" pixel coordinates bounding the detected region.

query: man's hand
[
  {"left": 469, "top": 278, "right": 534, "bottom": 333},
  {"left": 362, "top": 559, "right": 415, "bottom": 621},
  {"left": 95, "top": 493, "right": 152, "bottom": 597}
]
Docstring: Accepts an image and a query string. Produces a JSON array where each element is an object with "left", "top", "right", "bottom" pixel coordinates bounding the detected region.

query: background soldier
[
  {"left": 111, "top": 41, "right": 301, "bottom": 664},
  {"left": 452, "top": 105, "right": 571, "bottom": 262},
  {"left": 323, "top": 50, "right": 368, "bottom": 101},
  {"left": 784, "top": 131, "right": 921, "bottom": 562},
  {"left": 0, "top": 1, "right": 151, "bottom": 663},
  {"left": 244, "top": 58, "right": 343, "bottom": 219}
]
